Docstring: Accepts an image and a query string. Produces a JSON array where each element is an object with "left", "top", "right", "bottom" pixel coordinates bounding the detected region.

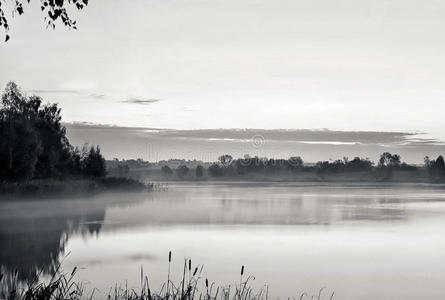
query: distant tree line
[
  {"left": 0, "top": 82, "right": 106, "bottom": 182},
  {"left": 160, "top": 152, "right": 445, "bottom": 182}
]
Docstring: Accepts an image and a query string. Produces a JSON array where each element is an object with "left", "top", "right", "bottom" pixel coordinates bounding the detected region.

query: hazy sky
[
  {"left": 65, "top": 124, "right": 445, "bottom": 162},
  {"left": 1, "top": 0, "right": 445, "bottom": 140}
]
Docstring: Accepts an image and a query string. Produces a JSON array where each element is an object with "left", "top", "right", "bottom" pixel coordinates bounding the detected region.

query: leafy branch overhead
[{"left": 0, "top": 0, "right": 88, "bottom": 42}]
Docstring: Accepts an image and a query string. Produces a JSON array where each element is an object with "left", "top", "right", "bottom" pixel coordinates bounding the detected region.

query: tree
[
  {"left": 176, "top": 165, "right": 189, "bottom": 178},
  {"left": 195, "top": 165, "right": 204, "bottom": 178},
  {"left": 378, "top": 152, "right": 401, "bottom": 168},
  {"left": 345, "top": 157, "right": 373, "bottom": 171},
  {"left": 378, "top": 152, "right": 401, "bottom": 181},
  {"left": 0, "top": 82, "right": 41, "bottom": 181},
  {"left": 81, "top": 146, "right": 106, "bottom": 178},
  {"left": 161, "top": 165, "right": 173, "bottom": 177},
  {"left": 117, "top": 164, "right": 130, "bottom": 178},
  {"left": 0, "top": 82, "right": 77, "bottom": 179},
  {"left": 34, "top": 102, "right": 74, "bottom": 178},
  {"left": 288, "top": 156, "right": 303, "bottom": 172},
  {"left": 218, "top": 154, "right": 233, "bottom": 167},
  {"left": 1, "top": 81, "right": 27, "bottom": 111},
  {"left": 424, "top": 156, "right": 431, "bottom": 168},
  {"left": 0, "top": 114, "right": 40, "bottom": 180},
  {"left": 436, "top": 155, "right": 445, "bottom": 169},
  {"left": 69, "top": 145, "right": 83, "bottom": 177},
  {"left": 425, "top": 155, "right": 445, "bottom": 181},
  {"left": 1, "top": 0, "right": 89, "bottom": 42},
  {"left": 0, "top": 82, "right": 109, "bottom": 181},
  {"left": 208, "top": 163, "right": 224, "bottom": 177}
]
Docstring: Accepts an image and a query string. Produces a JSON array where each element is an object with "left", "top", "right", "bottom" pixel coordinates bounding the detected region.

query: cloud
[
  {"left": 28, "top": 90, "right": 109, "bottom": 99},
  {"left": 28, "top": 89, "right": 81, "bottom": 95},
  {"left": 26, "top": 90, "right": 162, "bottom": 105},
  {"left": 89, "top": 93, "right": 107, "bottom": 99},
  {"left": 63, "top": 123, "right": 443, "bottom": 147},
  {"left": 63, "top": 123, "right": 445, "bottom": 163},
  {"left": 156, "top": 129, "right": 433, "bottom": 145},
  {"left": 122, "top": 97, "right": 162, "bottom": 105}
]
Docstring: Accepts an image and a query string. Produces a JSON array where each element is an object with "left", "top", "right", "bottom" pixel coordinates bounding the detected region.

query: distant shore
[
  {"left": 108, "top": 154, "right": 445, "bottom": 185},
  {"left": 117, "top": 168, "right": 442, "bottom": 184},
  {"left": 0, "top": 177, "right": 149, "bottom": 199},
  {"left": 146, "top": 171, "right": 429, "bottom": 183}
]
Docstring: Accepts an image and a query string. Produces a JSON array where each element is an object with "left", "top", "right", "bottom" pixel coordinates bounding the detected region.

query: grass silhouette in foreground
[{"left": 0, "top": 252, "right": 334, "bottom": 300}]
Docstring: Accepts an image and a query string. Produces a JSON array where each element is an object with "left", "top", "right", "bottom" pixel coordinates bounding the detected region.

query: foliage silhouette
[
  {"left": 208, "top": 163, "right": 224, "bottom": 177},
  {"left": 218, "top": 154, "right": 233, "bottom": 167},
  {"left": 161, "top": 165, "right": 173, "bottom": 177},
  {"left": 0, "top": 0, "right": 88, "bottom": 42},
  {"left": 377, "top": 152, "right": 401, "bottom": 180},
  {"left": 175, "top": 165, "right": 189, "bottom": 178},
  {"left": 195, "top": 165, "right": 204, "bottom": 178},
  {"left": 0, "top": 82, "right": 106, "bottom": 182},
  {"left": 425, "top": 155, "right": 445, "bottom": 181}
]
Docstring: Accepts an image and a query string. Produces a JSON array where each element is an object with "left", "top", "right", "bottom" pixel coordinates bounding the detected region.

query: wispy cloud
[
  {"left": 64, "top": 123, "right": 445, "bottom": 163},
  {"left": 89, "top": 93, "right": 107, "bottom": 99},
  {"left": 28, "top": 89, "right": 112, "bottom": 101},
  {"left": 28, "top": 89, "right": 81, "bottom": 95},
  {"left": 64, "top": 123, "right": 443, "bottom": 147},
  {"left": 122, "top": 98, "right": 162, "bottom": 105},
  {"left": 27, "top": 90, "right": 163, "bottom": 105}
]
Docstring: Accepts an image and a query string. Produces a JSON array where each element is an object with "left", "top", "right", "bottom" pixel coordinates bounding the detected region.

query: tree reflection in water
[{"left": 0, "top": 198, "right": 107, "bottom": 292}]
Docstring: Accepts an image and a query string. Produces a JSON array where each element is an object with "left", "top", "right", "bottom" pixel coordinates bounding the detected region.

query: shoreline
[
  {"left": 157, "top": 179, "right": 445, "bottom": 186},
  {"left": 141, "top": 170, "right": 443, "bottom": 184},
  {"left": 1, "top": 176, "right": 444, "bottom": 200},
  {"left": 0, "top": 177, "right": 149, "bottom": 199}
]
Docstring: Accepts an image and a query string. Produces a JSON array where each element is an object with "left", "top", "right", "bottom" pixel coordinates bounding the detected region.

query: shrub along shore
[{"left": 0, "top": 177, "right": 149, "bottom": 199}]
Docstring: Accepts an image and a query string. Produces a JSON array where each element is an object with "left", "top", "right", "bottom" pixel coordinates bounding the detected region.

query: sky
[
  {"left": 1, "top": 0, "right": 445, "bottom": 160},
  {"left": 64, "top": 123, "right": 445, "bottom": 163}
]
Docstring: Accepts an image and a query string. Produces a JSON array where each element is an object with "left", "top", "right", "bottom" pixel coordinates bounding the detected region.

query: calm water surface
[{"left": 2, "top": 182, "right": 445, "bottom": 300}]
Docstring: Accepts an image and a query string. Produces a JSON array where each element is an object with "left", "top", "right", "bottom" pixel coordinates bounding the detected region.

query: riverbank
[{"left": 0, "top": 177, "right": 149, "bottom": 199}]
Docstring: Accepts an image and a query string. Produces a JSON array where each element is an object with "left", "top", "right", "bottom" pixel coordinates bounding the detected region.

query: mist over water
[
  {"left": 2, "top": 0, "right": 445, "bottom": 299},
  {"left": 2, "top": 183, "right": 445, "bottom": 300}
]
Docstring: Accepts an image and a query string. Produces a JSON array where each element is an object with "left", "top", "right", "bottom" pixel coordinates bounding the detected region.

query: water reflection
[
  {"left": 1, "top": 183, "right": 445, "bottom": 300},
  {"left": 0, "top": 197, "right": 106, "bottom": 287},
  {"left": 101, "top": 183, "right": 445, "bottom": 228}
]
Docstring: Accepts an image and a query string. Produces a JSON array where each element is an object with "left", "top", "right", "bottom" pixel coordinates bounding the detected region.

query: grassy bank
[
  {"left": 0, "top": 177, "right": 149, "bottom": 199},
  {"left": 0, "top": 253, "right": 334, "bottom": 300}
]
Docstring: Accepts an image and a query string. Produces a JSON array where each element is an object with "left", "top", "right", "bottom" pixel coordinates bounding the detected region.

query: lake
[{"left": 1, "top": 182, "right": 445, "bottom": 300}]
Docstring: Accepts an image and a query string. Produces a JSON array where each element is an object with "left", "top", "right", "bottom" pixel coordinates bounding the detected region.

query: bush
[
  {"left": 195, "top": 165, "right": 204, "bottom": 178},
  {"left": 176, "top": 165, "right": 189, "bottom": 178},
  {"left": 161, "top": 165, "right": 173, "bottom": 177},
  {"left": 82, "top": 146, "right": 107, "bottom": 178},
  {"left": 96, "top": 177, "right": 147, "bottom": 191},
  {"left": 208, "top": 163, "right": 224, "bottom": 177}
]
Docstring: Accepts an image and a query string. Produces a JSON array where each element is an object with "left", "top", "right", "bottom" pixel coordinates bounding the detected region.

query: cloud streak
[
  {"left": 64, "top": 123, "right": 441, "bottom": 145},
  {"left": 89, "top": 93, "right": 107, "bottom": 99},
  {"left": 63, "top": 123, "right": 445, "bottom": 163},
  {"left": 122, "top": 98, "right": 162, "bottom": 105},
  {"left": 27, "top": 90, "right": 162, "bottom": 104},
  {"left": 28, "top": 89, "right": 81, "bottom": 95}
]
